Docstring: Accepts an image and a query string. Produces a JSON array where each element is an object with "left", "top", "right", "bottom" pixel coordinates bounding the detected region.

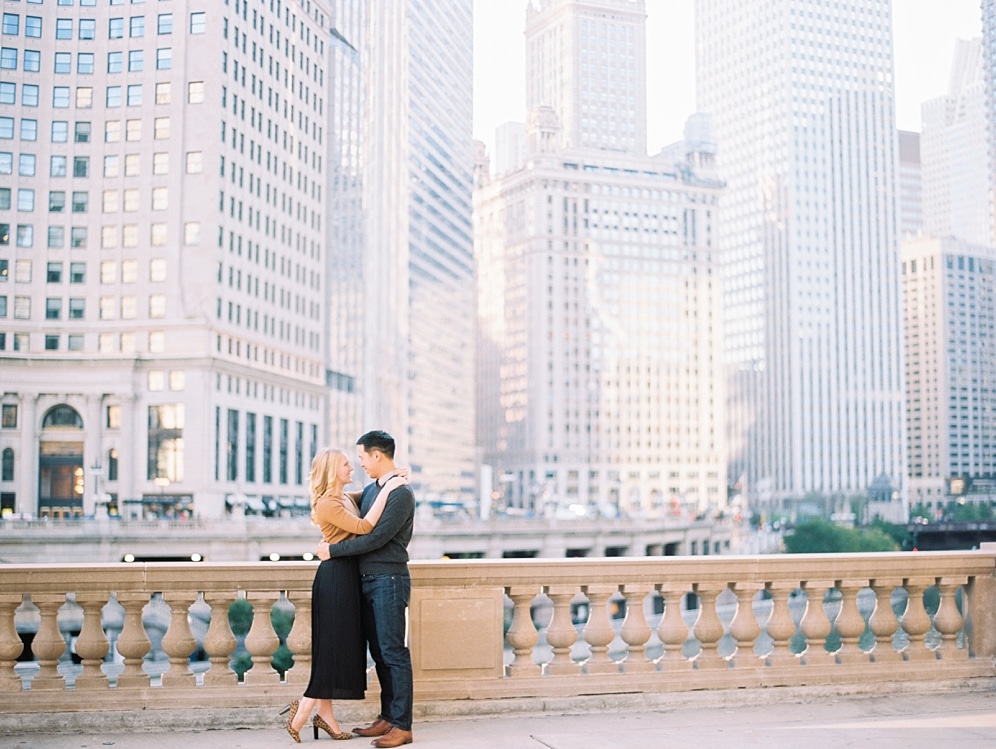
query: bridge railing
[{"left": 1, "top": 549, "right": 994, "bottom": 714}]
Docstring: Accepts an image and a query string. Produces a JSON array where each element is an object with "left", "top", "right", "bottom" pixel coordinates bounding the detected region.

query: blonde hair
[{"left": 309, "top": 447, "right": 349, "bottom": 525}]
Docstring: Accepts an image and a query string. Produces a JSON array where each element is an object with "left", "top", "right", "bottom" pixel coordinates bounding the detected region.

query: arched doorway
[{"left": 38, "top": 405, "right": 84, "bottom": 519}]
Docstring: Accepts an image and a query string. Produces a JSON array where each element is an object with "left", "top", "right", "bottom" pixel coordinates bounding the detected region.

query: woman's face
[{"left": 336, "top": 454, "right": 354, "bottom": 484}]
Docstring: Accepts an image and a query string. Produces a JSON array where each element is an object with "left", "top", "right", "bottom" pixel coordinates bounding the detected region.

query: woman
[{"left": 283, "top": 447, "right": 407, "bottom": 742}]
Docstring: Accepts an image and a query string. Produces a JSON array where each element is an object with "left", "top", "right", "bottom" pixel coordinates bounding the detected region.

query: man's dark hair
[{"left": 357, "top": 430, "right": 395, "bottom": 459}]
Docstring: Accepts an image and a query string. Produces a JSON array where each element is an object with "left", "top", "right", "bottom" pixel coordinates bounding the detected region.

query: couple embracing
[{"left": 284, "top": 430, "right": 415, "bottom": 747}]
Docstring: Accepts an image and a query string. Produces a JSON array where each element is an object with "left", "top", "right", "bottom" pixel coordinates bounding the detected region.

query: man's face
[{"left": 357, "top": 445, "right": 380, "bottom": 479}]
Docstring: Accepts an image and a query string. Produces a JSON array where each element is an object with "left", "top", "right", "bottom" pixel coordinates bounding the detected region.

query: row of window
[
  {"left": 3, "top": 292, "right": 167, "bottom": 318},
  {"left": 1, "top": 47, "right": 183, "bottom": 72},
  {"left": 0, "top": 330, "right": 169, "bottom": 354},
  {"left": 0, "top": 115, "right": 171, "bottom": 141},
  {"left": 0, "top": 257, "right": 166, "bottom": 284},
  {"left": 0, "top": 220, "right": 199, "bottom": 247},
  {"left": 1, "top": 80, "right": 204, "bottom": 107},
  {"left": 1, "top": 152, "right": 203, "bottom": 184},
  {"left": 4, "top": 186, "right": 183, "bottom": 213},
  {"left": 0, "top": 11, "right": 204, "bottom": 40}
]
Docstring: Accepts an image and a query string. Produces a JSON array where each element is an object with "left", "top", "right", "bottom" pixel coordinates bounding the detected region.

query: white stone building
[
  {"left": 0, "top": 0, "right": 331, "bottom": 519},
  {"left": 902, "top": 236, "right": 996, "bottom": 512},
  {"left": 475, "top": 0, "right": 727, "bottom": 520}
]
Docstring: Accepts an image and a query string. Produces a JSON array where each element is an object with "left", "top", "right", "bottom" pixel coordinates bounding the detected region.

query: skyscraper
[
  {"left": 897, "top": 130, "right": 923, "bottom": 240},
  {"left": 696, "top": 0, "right": 905, "bottom": 513},
  {"left": 0, "top": 1, "right": 331, "bottom": 518},
  {"left": 902, "top": 236, "right": 996, "bottom": 512},
  {"left": 525, "top": 0, "right": 647, "bottom": 154},
  {"left": 983, "top": 0, "right": 996, "bottom": 246},
  {"left": 325, "top": 0, "right": 476, "bottom": 505},
  {"left": 921, "top": 38, "right": 989, "bottom": 245},
  {"left": 476, "top": 0, "right": 727, "bottom": 520}
]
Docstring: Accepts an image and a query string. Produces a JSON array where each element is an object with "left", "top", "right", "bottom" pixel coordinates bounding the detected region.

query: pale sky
[{"left": 473, "top": 0, "right": 985, "bottom": 152}]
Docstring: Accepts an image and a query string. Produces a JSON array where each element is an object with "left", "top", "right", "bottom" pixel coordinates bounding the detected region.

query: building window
[
  {"left": 70, "top": 226, "right": 87, "bottom": 248},
  {"left": 227, "top": 409, "right": 239, "bottom": 481},
  {"left": 127, "top": 84, "right": 142, "bottom": 106},
  {"left": 106, "top": 404, "right": 120, "bottom": 429},
  {"left": 189, "top": 12, "right": 206, "bottom": 34},
  {"left": 148, "top": 404, "right": 184, "bottom": 482},
  {"left": 47, "top": 226, "right": 64, "bottom": 248},
  {"left": 152, "top": 152, "right": 168, "bottom": 175},
  {"left": 47, "top": 262, "right": 62, "bottom": 283},
  {"left": 185, "top": 151, "right": 202, "bottom": 173},
  {"left": 79, "top": 18, "right": 95, "bottom": 40},
  {"left": 1, "top": 405, "right": 17, "bottom": 429},
  {"left": 73, "top": 156, "right": 89, "bottom": 177},
  {"left": 76, "top": 87, "right": 92, "bottom": 108},
  {"left": 158, "top": 14, "right": 173, "bottom": 35},
  {"left": 1, "top": 448, "right": 13, "bottom": 481},
  {"left": 56, "top": 19, "right": 73, "bottom": 39},
  {"left": 13, "top": 296, "right": 30, "bottom": 319},
  {"left": 156, "top": 48, "right": 171, "bottom": 70},
  {"left": 68, "top": 298, "right": 85, "bottom": 319},
  {"left": 71, "top": 190, "right": 88, "bottom": 212},
  {"left": 109, "top": 18, "right": 124, "bottom": 39},
  {"left": 130, "top": 16, "right": 145, "bottom": 37},
  {"left": 50, "top": 155, "right": 67, "bottom": 176},
  {"left": 263, "top": 415, "right": 272, "bottom": 483},
  {"left": 245, "top": 412, "right": 256, "bottom": 483},
  {"left": 0, "top": 48, "right": 17, "bottom": 70},
  {"left": 128, "top": 49, "right": 143, "bottom": 72},
  {"left": 149, "top": 293, "right": 165, "bottom": 318},
  {"left": 279, "top": 418, "right": 288, "bottom": 485},
  {"left": 44, "top": 334, "right": 59, "bottom": 351},
  {"left": 70, "top": 263, "right": 85, "bottom": 283},
  {"left": 25, "top": 16, "right": 41, "bottom": 38},
  {"left": 187, "top": 81, "right": 205, "bottom": 104},
  {"left": 22, "top": 84, "right": 38, "bottom": 106},
  {"left": 154, "top": 116, "right": 169, "bottom": 139},
  {"left": 45, "top": 298, "right": 62, "bottom": 320},
  {"left": 77, "top": 53, "right": 94, "bottom": 74},
  {"left": 23, "top": 50, "right": 39, "bottom": 72},
  {"left": 55, "top": 52, "right": 71, "bottom": 74},
  {"left": 107, "top": 51, "right": 122, "bottom": 73},
  {"left": 155, "top": 81, "right": 170, "bottom": 104},
  {"left": 67, "top": 334, "right": 83, "bottom": 351},
  {"left": 107, "top": 448, "right": 119, "bottom": 482}
]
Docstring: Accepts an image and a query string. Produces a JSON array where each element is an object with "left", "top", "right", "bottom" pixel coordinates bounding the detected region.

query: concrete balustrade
[{"left": 0, "top": 550, "right": 994, "bottom": 717}]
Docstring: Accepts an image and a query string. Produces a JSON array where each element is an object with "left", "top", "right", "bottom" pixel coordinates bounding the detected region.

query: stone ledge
[{"left": 2, "top": 677, "right": 994, "bottom": 736}]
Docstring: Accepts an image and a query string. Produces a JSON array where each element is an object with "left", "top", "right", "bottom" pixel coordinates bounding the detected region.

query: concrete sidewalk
[{"left": 3, "top": 687, "right": 996, "bottom": 749}]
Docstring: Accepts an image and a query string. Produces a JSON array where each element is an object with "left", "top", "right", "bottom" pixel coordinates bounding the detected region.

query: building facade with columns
[{"left": 0, "top": 0, "right": 331, "bottom": 518}]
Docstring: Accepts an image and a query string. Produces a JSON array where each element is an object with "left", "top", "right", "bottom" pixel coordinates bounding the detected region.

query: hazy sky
[{"left": 473, "top": 0, "right": 985, "bottom": 152}]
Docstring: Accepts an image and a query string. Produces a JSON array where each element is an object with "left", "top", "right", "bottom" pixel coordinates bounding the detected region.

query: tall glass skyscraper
[
  {"left": 325, "top": 0, "right": 476, "bottom": 504},
  {"left": 696, "top": 0, "right": 905, "bottom": 513}
]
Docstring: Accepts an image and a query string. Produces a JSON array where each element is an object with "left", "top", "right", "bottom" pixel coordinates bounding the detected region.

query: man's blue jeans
[{"left": 360, "top": 573, "right": 413, "bottom": 731}]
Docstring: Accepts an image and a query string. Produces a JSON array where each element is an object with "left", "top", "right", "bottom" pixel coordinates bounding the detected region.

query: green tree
[{"left": 784, "top": 519, "right": 899, "bottom": 553}]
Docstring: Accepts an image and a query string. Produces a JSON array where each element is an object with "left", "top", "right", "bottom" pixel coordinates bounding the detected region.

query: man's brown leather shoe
[
  {"left": 371, "top": 727, "right": 413, "bottom": 747},
  {"left": 353, "top": 718, "right": 392, "bottom": 737}
]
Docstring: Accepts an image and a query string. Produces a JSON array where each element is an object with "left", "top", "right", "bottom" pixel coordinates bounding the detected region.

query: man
[{"left": 315, "top": 430, "right": 415, "bottom": 748}]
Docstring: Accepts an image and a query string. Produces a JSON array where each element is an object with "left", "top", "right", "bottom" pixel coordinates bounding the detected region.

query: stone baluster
[
  {"left": 580, "top": 584, "right": 618, "bottom": 675},
  {"left": 691, "top": 583, "right": 727, "bottom": 670},
  {"left": 833, "top": 580, "right": 870, "bottom": 664},
  {"left": 656, "top": 584, "right": 692, "bottom": 671},
  {"left": 932, "top": 577, "right": 968, "bottom": 661},
  {"left": 160, "top": 592, "right": 198, "bottom": 688},
  {"left": 243, "top": 592, "right": 281, "bottom": 684},
  {"left": 867, "top": 579, "right": 903, "bottom": 663},
  {"left": 114, "top": 592, "right": 151, "bottom": 689},
  {"left": 619, "top": 584, "right": 654, "bottom": 673},
  {"left": 764, "top": 582, "right": 798, "bottom": 667},
  {"left": 542, "top": 585, "right": 580, "bottom": 675},
  {"left": 202, "top": 593, "right": 238, "bottom": 686},
  {"left": 284, "top": 592, "right": 312, "bottom": 685},
  {"left": 900, "top": 579, "right": 935, "bottom": 662},
  {"left": 29, "top": 594, "right": 68, "bottom": 690},
  {"left": 505, "top": 586, "right": 540, "bottom": 677},
  {"left": 72, "top": 593, "right": 110, "bottom": 690},
  {"left": 799, "top": 580, "right": 834, "bottom": 666},
  {"left": 0, "top": 596, "right": 24, "bottom": 692},
  {"left": 727, "top": 582, "right": 761, "bottom": 668}
]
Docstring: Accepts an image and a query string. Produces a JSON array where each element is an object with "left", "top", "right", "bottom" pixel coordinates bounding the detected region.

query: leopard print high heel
[
  {"left": 281, "top": 699, "right": 302, "bottom": 743},
  {"left": 313, "top": 714, "right": 352, "bottom": 740}
]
